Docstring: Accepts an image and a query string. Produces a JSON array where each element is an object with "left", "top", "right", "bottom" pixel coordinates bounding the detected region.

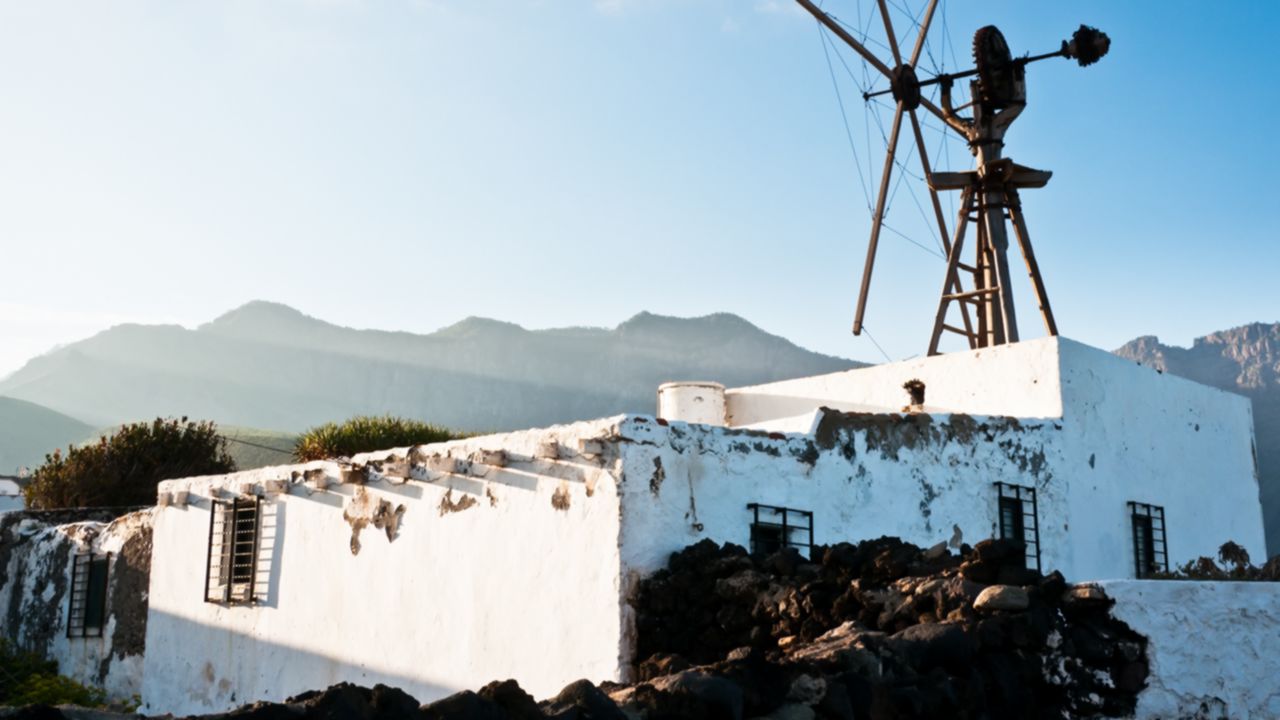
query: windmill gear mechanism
[{"left": 795, "top": 0, "right": 1110, "bottom": 356}]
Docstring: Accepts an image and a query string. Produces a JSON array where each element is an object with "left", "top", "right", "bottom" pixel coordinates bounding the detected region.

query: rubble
[{"left": 0, "top": 537, "right": 1148, "bottom": 720}]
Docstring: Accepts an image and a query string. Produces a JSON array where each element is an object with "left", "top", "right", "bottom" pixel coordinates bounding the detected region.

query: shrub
[
  {"left": 0, "top": 640, "right": 108, "bottom": 707},
  {"left": 1154, "top": 541, "right": 1280, "bottom": 581},
  {"left": 23, "top": 418, "right": 235, "bottom": 510},
  {"left": 293, "top": 415, "right": 464, "bottom": 462}
]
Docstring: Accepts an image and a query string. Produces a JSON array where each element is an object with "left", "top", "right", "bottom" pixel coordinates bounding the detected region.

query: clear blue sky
[{"left": 1, "top": 0, "right": 1276, "bottom": 375}]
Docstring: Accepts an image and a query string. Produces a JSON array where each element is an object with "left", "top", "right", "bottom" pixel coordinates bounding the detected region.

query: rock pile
[
  {"left": 630, "top": 537, "right": 1148, "bottom": 718},
  {"left": 0, "top": 538, "right": 1148, "bottom": 720}
]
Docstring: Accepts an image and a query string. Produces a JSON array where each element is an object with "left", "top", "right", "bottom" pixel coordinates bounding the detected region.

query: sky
[{"left": 1, "top": 0, "right": 1277, "bottom": 376}]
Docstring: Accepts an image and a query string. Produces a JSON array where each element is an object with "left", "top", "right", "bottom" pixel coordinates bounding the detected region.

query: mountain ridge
[{"left": 0, "top": 302, "right": 861, "bottom": 434}]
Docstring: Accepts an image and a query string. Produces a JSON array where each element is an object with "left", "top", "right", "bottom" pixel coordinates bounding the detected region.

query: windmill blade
[
  {"left": 903, "top": 0, "right": 950, "bottom": 251},
  {"left": 852, "top": 99, "right": 906, "bottom": 336},
  {"left": 908, "top": 108, "right": 951, "bottom": 253},
  {"left": 795, "top": 0, "right": 893, "bottom": 80},
  {"left": 909, "top": 0, "right": 939, "bottom": 67},
  {"left": 876, "top": 0, "right": 903, "bottom": 67}
]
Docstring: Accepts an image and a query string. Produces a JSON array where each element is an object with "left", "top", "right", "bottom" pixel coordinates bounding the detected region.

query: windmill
[{"left": 796, "top": 0, "right": 1110, "bottom": 356}]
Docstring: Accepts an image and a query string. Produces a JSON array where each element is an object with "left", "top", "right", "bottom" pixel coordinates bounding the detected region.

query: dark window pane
[
  {"left": 999, "top": 496, "right": 1024, "bottom": 542},
  {"left": 83, "top": 556, "right": 109, "bottom": 631}
]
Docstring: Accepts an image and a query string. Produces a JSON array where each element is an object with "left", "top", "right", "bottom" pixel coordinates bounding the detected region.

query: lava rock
[{"left": 973, "top": 585, "right": 1030, "bottom": 613}]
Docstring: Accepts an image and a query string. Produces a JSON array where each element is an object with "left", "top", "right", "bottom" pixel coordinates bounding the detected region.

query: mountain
[
  {"left": 1115, "top": 323, "right": 1280, "bottom": 557},
  {"left": 0, "top": 301, "right": 861, "bottom": 437},
  {"left": 0, "top": 397, "right": 94, "bottom": 475}
]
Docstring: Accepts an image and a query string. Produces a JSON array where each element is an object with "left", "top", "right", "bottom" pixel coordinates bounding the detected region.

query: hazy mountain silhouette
[
  {"left": 1115, "top": 323, "right": 1280, "bottom": 557},
  {"left": 0, "top": 301, "right": 861, "bottom": 436},
  {"left": 0, "top": 397, "right": 94, "bottom": 475}
]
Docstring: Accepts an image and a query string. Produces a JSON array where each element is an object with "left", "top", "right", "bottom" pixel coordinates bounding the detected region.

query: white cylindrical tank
[{"left": 657, "top": 382, "right": 727, "bottom": 426}]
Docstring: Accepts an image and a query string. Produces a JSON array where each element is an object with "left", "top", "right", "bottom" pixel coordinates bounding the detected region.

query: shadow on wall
[{"left": 140, "top": 607, "right": 456, "bottom": 716}]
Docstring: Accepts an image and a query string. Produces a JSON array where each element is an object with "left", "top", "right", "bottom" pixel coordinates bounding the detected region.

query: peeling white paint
[
  {"left": 1101, "top": 580, "right": 1280, "bottom": 719},
  {"left": 0, "top": 510, "right": 154, "bottom": 702}
]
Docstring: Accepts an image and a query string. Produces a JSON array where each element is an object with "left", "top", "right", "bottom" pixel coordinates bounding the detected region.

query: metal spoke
[
  {"left": 907, "top": 108, "right": 950, "bottom": 253},
  {"left": 909, "top": 0, "right": 938, "bottom": 67},
  {"left": 796, "top": 0, "right": 894, "bottom": 80},
  {"left": 876, "top": 0, "right": 903, "bottom": 67},
  {"left": 853, "top": 99, "right": 905, "bottom": 335}
]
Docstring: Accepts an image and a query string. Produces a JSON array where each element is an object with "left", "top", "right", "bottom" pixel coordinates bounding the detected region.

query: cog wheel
[{"left": 972, "top": 25, "right": 1022, "bottom": 111}]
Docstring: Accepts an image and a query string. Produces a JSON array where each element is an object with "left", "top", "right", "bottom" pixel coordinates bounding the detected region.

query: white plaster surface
[
  {"left": 726, "top": 337, "right": 1065, "bottom": 428},
  {"left": 0, "top": 480, "right": 23, "bottom": 513},
  {"left": 142, "top": 418, "right": 630, "bottom": 716},
  {"left": 1056, "top": 340, "right": 1265, "bottom": 580},
  {"left": 136, "top": 337, "right": 1267, "bottom": 715},
  {"left": 1101, "top": 580, "right": 1280, "bottom": 719},
  {"left": 0, "top": 510, "right": 154, "bottom": 702}
]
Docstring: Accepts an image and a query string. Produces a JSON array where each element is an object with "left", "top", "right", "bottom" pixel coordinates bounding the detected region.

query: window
[
  {"left": 747, "top": 503, "right": 813, "bottom": 558},
  {"left": 1129, "top": 502, "right": 1168, "bottom": 578},
  {"left": 67, "top": 552, "right": 110, "bottom": 638},
  {"left": 994, "top": 482, "right": 1041, "bottom": 571},
  {"left": 205, "top": 497, "right": 262, "bottom": 604}
]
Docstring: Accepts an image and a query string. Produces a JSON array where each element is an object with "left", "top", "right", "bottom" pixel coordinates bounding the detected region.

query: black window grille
[
  {"left": 67, "top": 552, "right": 110, "bottom": 638},
  {"left": 205, "top": 497, "right": 262, "bottom": 604},
  {"left": 747, "top": 503, "right": 813, "bottom": 559},
  {"left": 1129, "top": 502, "right": 1168, "bottom": 578},
  {"left": 994, "top": 482, "right": 1041, "bottom": 571}
]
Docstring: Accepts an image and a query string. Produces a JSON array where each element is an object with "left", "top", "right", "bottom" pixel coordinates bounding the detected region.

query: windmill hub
[{"left": 890, "top": 64, "right": 922, "bottom": 111}]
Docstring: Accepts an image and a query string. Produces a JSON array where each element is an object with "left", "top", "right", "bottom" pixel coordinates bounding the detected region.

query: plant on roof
[{"left": 293, "top": 415, "right": 466, "bottom": 462}]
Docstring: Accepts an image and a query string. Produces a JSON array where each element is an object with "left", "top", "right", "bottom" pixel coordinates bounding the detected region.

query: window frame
[
  {"left": 205, "top": 496, "right": 262, "bottom": 605},
  {"left": 994, "top": 482, "right": 1041, "bottom": 571},
  {"left": 67, "top": 552, "right": 111, "bottom": 638},
  {"left": 1128, "top": 501, "right": 1168, "bottom": 578},
  {"left": 747, "top": 503, "right": 814, "bottom": 559}
]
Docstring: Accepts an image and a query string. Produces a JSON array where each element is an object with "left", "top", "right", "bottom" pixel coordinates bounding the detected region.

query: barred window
[
  {"left": 1129, "top": 502, "right": 1168, "bottom": 578},
  {"left": 205, "top": 497, "right": 262, "bottom": 604},
  {"left": 995, "top": 482, "right": 1041, "bottom": 571},
  {"left": 67, "top": 552, "right": 110, "bottom": 638},
  {"left": 747, "top": 503, "right": 813, "bottom": 559}
]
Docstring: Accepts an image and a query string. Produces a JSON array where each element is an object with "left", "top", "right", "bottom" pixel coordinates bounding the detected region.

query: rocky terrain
[
  {"left": 2, "top": 537, "right": 1148, "bottom": 720},
  {"left": 1115, "top": 322, "right": 1280, "bottom": 556}
]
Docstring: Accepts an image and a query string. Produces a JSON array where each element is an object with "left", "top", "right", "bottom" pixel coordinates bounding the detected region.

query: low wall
[
  {"left": 0, "top": 509, "right": 154, "bottom": 702},
  {"left": 1101, "top": 580, "right": 1280, "bottom": 719}
]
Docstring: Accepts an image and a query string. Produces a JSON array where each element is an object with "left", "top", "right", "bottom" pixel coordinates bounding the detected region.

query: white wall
[
  {"left": 141, "top": 418, "right": 630, "bottom": 716},
  {"left": 1056, "top": 339, "right": 1265, "bottom": 577},
  {"left": 0, "top": 480, "right": 23, "bottom": 513},
  {"left": 613, "top": 414, "right": 1066, "bottom": 587},
  {"left": 726, "top": 337, "right": 1063, "bottom": 429},
  {"left": 1101, "top": 580, "right": 1280, "bottom": 719},
  {"left": 0, "top": 510, "right": 153, "bottom": 701}
]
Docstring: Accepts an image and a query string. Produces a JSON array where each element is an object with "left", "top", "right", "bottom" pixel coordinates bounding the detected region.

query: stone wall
[{"left": 0, "top": 508, "right": 154, "bottom": 701}]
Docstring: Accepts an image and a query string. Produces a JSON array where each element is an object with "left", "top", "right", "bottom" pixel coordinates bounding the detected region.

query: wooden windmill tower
[{"left": 796, "top": 0, "right": 1110, "bottom": 355}]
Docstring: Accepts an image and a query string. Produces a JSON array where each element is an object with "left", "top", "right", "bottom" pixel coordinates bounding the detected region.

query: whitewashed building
[
  {"left": 134, "top": 336, "right": 1266, "bottom": 715},
  {"left": 0, "top": 479, "right": 24, "bottom": 513}
]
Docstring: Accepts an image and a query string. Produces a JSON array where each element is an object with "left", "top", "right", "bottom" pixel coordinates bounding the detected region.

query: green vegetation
[
  {"left": 294, "top": 415, "right": 464, "bottom": 462},
  {"left": 0, "top": 640, "right": 108, "bottom": 707},
  {"left": 23, "top": 418, "right": 235, "bottom": 510}
]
